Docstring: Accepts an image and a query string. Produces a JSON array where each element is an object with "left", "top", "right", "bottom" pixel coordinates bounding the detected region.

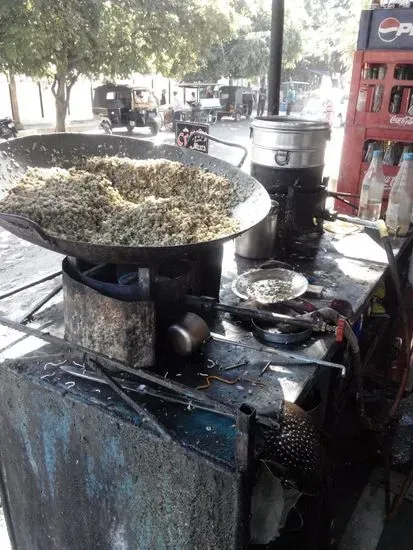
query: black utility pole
[{"left": 267, "top": 0, "right": 284, "bottom": 116}]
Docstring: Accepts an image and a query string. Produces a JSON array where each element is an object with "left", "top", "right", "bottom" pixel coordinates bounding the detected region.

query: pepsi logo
[
  {"left": 379, "top": 18, "right": 401, "bottom": 42},
  {"left": 378, "top": 18, "right": 413, "bottom": 42}
]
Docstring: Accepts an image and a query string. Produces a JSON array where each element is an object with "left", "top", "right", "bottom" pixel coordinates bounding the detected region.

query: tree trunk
[
  {"left": 52, "top": 73, "right": 69, "bottom": 132},
  {"left": 8, "top": 70, "right": 22, "bottom": 128},
  {"left": 51, "top": 70, "right": 79, "bottom": 132}
]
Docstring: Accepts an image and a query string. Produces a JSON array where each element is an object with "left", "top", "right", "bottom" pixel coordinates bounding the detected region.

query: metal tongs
[{"left": 184, "top": 295, "right": 335, "bottom": 334}]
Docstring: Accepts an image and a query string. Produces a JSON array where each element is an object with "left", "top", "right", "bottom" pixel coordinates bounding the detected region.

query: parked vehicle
[
  {"left": 218, "top": 86, "right": 254, "bottom": 121},
  {"left": 92, "top": 84, "right": 160, "bottom": 135},
  {"left": 300, "top": 89, "right": 349, "bottom": 127},
  {"left": 0, "top": 117, "right": 17, "bottom": 140},
  {"left": 178, "top": 83, "right": 221, "bottom": 124}
]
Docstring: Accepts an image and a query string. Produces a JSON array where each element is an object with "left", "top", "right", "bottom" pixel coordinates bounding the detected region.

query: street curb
[{"left": 18, "top": 122, "right": 97, "bottom": 136}]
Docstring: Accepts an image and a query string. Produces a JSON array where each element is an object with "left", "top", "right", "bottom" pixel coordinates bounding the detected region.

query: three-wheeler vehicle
[{"left": 93, "top": 84, "right": 160, "bottom": 135}]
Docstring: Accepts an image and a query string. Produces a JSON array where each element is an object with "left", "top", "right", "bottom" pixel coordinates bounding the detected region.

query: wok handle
[
  {"left": 0, "top": 212, "right": 55, "bottom": 245},
  {"left": 186, "top": 132, "right": 248, "bottom": 168}
]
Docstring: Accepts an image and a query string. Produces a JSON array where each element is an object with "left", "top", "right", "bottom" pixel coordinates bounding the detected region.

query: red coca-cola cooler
[{"left": 338, "top": 8, "right": 413, "bottom": 213}]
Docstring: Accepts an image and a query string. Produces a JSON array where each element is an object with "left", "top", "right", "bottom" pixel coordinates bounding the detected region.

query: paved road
[
  {"left": 85, "top": 116, "right": 253, "bottom": 168},
  {"left": 89, "top": 116, "right": 343, "bottom": 178}
]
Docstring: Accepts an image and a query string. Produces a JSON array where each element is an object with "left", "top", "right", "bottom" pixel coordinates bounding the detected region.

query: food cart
[
  {"left": 2, "top": 3, "right": 413, "bottom": 550},
  {"left": 178, "top": 82, "right": 221, "bottom": 123}
]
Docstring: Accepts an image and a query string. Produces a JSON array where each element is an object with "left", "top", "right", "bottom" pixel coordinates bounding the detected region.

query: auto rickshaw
[
  {"left": 92, "top": 84, "right": 160, "bottom": 135},
  {"left": 177, "top": 83, "right": 221, "bottom": 124},
  {"left": 218, "top": 86, "right": 254, "bottom": 121}
]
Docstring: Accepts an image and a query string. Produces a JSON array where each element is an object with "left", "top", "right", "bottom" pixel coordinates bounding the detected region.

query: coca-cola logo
[{"left": 390, "top": 115, "right": 413, "bottom": 126}]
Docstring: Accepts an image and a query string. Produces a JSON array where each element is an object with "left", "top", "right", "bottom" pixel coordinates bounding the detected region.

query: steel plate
[{"left": 232, "top": 268, "right": 308, "bottom": 304}]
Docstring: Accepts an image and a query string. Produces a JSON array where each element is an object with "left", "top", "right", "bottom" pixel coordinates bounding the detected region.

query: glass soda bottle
[
  {"left": 386, "top": 152, "right": 413, "bottom": 236},
  {"left": 358, "top": 150, "right": 386, "bottom": 221},
  {"left": 383, "top": 141, "right": 396, "bottom": 165}
]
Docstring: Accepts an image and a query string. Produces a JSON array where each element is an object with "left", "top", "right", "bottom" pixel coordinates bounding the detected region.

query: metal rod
[
  {"left": 224, "top": 361, "right": 248, "bottom": 371},
  {"left": 184, "top": 294, "right": 329, "bottom": 331},
  {"left": 328, "top": 191, "right": 360, "bottom": 199},
  {"left": 259, "top": 361, "right": 271, "bottom": 377},
  {"left": 210, "top": 332, "right": 346, "bottom": 376},
  {"left": 0, "top": 270, "right": 62, "bottom": 300},
  {"left": 0, "top": 314, "right": 234, "bottom": 416},
  {"left": 187, "top": 132, "right": 248, "bottom": 168},
  {"left": 38, "top": 81, "right": 44, "bottom": 119},
  {"left": 60, "top": 365, "right": 235, "bottom": 419},
  {"left": 236, "top": 403, "right": 256, "bottom": 472},
  {"left": 19, "top": 284, "right": 62, "bottom": 325},
  {"left": 89, "top": 359, "right": 173, "bottom": 441},
  {"left": 235, "top": 404, "right": 256, "bottom": 546},
  {"left": 16, "top": 263, "right": 105, "bottom": 324},
  {"left": 384, "top": 432, "right": 393, "bottom": 517},
  {"left": 335, "top": 214, "right": 380, "bottom": 231},
  {"left": 267, "top": 0, "right": 284, "bottom": 115},
  {"left": 332, "top": 195, "right": 358, "bottom": 212}
]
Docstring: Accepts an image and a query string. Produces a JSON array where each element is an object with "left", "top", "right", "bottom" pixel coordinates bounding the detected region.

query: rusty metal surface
[
  {"left": 63, "top": 270, "right": 155, "bottom": 368},
  {"left": 0, "top": 357, "right": 245, "bottom": 550},
  {"left": 1, "top": 230, "right": 411, "bottom": 411}
]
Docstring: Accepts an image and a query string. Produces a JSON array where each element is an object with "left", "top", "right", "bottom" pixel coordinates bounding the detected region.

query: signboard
[
  {"left": 175, "top": 121, "right": 209, "bottom": 153},
  {"left": 358, "top": 9, "right": 413, "bottom": 50}
]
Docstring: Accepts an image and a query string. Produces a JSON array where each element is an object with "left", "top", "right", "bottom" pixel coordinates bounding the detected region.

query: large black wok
[{"left": 0, "top": 133, "right": 270, "bottom": 265}]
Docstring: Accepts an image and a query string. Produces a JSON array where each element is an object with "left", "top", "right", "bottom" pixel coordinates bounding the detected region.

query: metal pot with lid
[{"left": 250, "top": 116, "right": 330, "bottom": 195}]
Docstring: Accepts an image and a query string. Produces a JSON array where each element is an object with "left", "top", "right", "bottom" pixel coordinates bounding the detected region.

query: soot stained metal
[{"left": 0, "top": 358, "right": 244, "bottom": 550}]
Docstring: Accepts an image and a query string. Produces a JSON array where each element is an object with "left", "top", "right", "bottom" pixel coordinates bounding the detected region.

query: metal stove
[
  {"left": 0, "top": 134, "right": 327, "bottom": 550},
  {"left": 61, "top": 250, "right": 222, "bottom": 368}
]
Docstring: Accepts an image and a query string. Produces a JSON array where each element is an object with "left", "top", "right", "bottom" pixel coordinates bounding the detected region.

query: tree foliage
[
  {"left": 183, "top": 2, "right": 303, "bottom": 83},
  {"left": 0, "top": 1, "right": 33, "bottom": 74},
  {"left": 0, "top": 0, "right": 234, "bottom": 130},
  {"left": 184, "top": 33, "right": 269, "bottom": 82},
  {"left": 293, "top": 0, "right": 362, "bottom": 75},
  {"left": 0, "top": 0, "right": 364, "bottom": 130},
  {"left": 184, "top": 0, "right": 363, "bottom": 84}
]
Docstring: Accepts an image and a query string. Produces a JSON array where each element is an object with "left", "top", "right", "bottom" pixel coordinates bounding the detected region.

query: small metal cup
[{"left": 167, "top": 312, "right": 211, "bottom": 356}]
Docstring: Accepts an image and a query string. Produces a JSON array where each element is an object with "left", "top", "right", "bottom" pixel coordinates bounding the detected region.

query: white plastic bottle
[
  {"left": 386, "top": 152, "right": 413, "bottom": 236},
  {"left": 358, "top": 150, "right": 386, "bottom": 221}
]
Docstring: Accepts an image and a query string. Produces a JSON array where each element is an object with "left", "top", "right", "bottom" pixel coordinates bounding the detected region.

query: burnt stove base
[{"left": 63, "top": 262, "right": 156, "bottom": 368}]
